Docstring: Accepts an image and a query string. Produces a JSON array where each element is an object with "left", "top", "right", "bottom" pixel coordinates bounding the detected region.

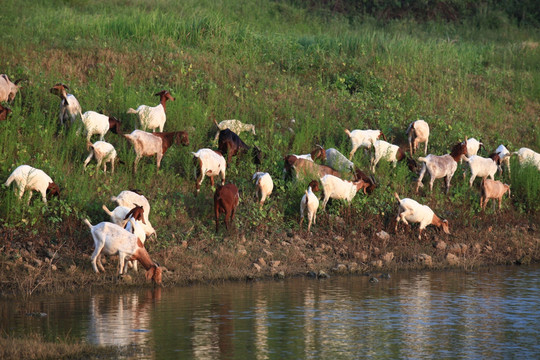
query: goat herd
[{"left": 1, "top": 74, "right": 540, "bottom": 285}]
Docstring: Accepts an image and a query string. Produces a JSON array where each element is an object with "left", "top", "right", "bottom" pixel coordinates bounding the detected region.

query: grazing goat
[
  {"left": 214, "top": 183, "right": 239, "bottom": 232},
  {"left": 213, "top": 119, "right": 256, "bottom": 141},
  {"left": 84, "top": 141, "right": 118, "bottom": 173},
  {"left": 0, "top": 74, "right": 21, "bottom": 103},
  {"left": 252, "top": 172, "right": 273, "bottom": 208},
  {"left": 127, "top": 90, "right": 174, "bottom": 132},
  {"left": 192, "top": 148, "right": 226, "bottom": 194},
  {"left": 370, "top": 140, "right": 407, "bottom": 173},
  {"left": 415, "top": 142, "right": 467, "bottom": 194},
  {"left": 283, "top": 155, "right": 341, "bottom": 180},
  {"left": 345, "top": 128, "right": 386, "bottom": 160},
  {"left": 394, "top": 193, "right": 450, "bottom": 240},
  {"left": 110, "top": 190, "right": 156, "bottom": 238},
  {"left": 462, "top": 154, "right": 499, "bottom": 187},
  {"left": 320, "top": 174, "right": 368, "bottom": 210},
  {"left": 325, "top": 148, "right": 354, "bottom": 172},
  {"left": 4, "top": 165, "right": 60, "bottom": 204},
  {"left": 217, "top": 129, "right": 261, "bottom": 166},
  {"left": 0, "top": 104, "right": 12, "bottom": 121},
  {"left": 80, "top": 111, "right": 121, "bottom": 142},
  {"left": 49, "top": 83, "right": 82, "bottom": 126},
  {"left": 406, "top": 120, "right": 430, "bottom": 155},
  {"left": 300, "top": 180, "right": 320, "bottom": 232},
  {"left": 294, "top": 145, "right": 326, "bottom": 162},
  {"left": 493, "top": 144, "right": 511, "bottom": 175},
  {"left": 512, "top": 147, "right": 540, "bottom": 171},
  {"left": 480, "top": 179, "right": 510, "bottom": 210},
  {"left": 124, "top": 130, "right": 189, "bottom": 172},
  {"left": 353, "top": 169, "right": 377, "bottom": 194},
  {"left": 84, "top": 218, "right": 162, "bottom": 285}
]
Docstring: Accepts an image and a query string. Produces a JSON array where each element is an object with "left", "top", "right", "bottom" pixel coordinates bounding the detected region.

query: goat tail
[
  {"left": 4, "top": 173, "right": 16, "bottom": 187},
  {"left": 417, "top": 157, "right": 427, "bottom": 162},
  {"left": 126, "top": 108, "right": 138, "bottom": 114},
  {"left": 394, "top": 192, "right": 401, "bottom": 203},
  {"left": 86, "top": 141, "right": 94, "bottom": 152},
  {"left": 101, "top": 204, "right": 113, "bottom": 216},
  {"left": 83, "top": 218, "right": 93, "bottom": 229},
  {"left": 305, "top": 190, "right": 309, "bottom": 205}
]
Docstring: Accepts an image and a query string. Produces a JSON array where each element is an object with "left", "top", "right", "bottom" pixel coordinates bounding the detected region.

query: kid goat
[
  {"left": 252, "top": 172, "right": 273, "bottom": 208},
  {"left": 480, "top": 179, "right": 510, "bottom": 210},
  {"left": 192, "top": 148, "right": 227, "bottom": 195},
  {"left": 49, "top": 83, "right": 82, "bottom": 126},
  {"left": 394, "top": 193, "right": 450, "bottom": 240},
  {"left": 300, "top": 180, "right": 320, "bottom": 232},
  {"left": 214, "top": 183, "right": 240, "bottom": 232},
  {"left": 320, "top": 174, "right": 369, "bottom": 210},
  {"left": 84, "top": 141, "right": 118, "bottom": 173},
  {"left": 406, "top": 120, "right": 430, "bottom": 155},
  {"left": 4, "top": 165, "right": 60, "bottom": 204},
  {"left": 127, "top": 90, "right": 174, "bottom": 132},
  {"left": 462, "top": 154, "right": 499, "bottom": 187}
]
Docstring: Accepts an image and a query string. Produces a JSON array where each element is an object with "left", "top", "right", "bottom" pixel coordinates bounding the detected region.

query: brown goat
[
  {"left": 214, "top": 183, "right": 240, "bottom": 232},
  {"left": 0, "top": 104, "right": 12, "bottom": 121},
  {"left": 480, "top": 179, "right": 511, "bottom": 210},
  {"left": 353, "top": 169, "right": 377, "bottom": 194},
  {"left": 284, "top": 155, "right": 340, "bottom": 180}
]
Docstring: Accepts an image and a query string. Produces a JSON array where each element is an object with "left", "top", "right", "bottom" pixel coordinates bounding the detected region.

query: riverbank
[{"left": 1, "top": 209, "right": 538, "bottom": 298}]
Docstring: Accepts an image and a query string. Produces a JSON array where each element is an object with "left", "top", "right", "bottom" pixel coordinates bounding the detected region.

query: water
[{"left": 1, "top": 266, "right": 539, "bottom": 359}]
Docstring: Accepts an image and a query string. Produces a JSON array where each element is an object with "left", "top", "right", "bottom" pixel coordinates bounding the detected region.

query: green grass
[{"left": 0, "top": 0, "right": 539, "bottom": 241}]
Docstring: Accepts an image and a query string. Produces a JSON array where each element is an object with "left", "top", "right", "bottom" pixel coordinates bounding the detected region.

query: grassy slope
[{"left": 0, "top": 0, "right": 539, "bottom": 282}]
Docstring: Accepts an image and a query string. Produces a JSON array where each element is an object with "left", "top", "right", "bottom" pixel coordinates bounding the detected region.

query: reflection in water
[{"left": 1, "top": 266, "right": 539, "bottom": 359}]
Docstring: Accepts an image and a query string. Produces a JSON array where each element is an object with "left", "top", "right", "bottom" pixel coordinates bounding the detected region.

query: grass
[{"left": 0, "top": 0, "right": 538, "bottom": 272}]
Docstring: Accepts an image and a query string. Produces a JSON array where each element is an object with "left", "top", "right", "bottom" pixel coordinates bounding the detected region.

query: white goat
[
  {"left": 464, "top": 137, "right": 483, "bottom": 157},
  {"left": 394, "top": 193, "right": 450, "bottom": 240},
  {"left": 101, "top": 204, "right": 148, "bottom": 242},
  {"left": 494, "top": 144, "right": 511, "bottom": 174},
  {"left": 110, "top": 190, "right": 156, "bottom": 238},
  {"left": 4, "top": 165, "right": 60, "bottom": 204},
  {"left": 192, "top": 148, "right": 226, "bottom": 194},
  {"left": 80, "top": 111, "right": 121, "bottom": 142},
  {"left": 325, "top": 148, "right": 354, "bottom": 173},
  {"left": 345, "top": 129, "right": 386, "bottom": 160},
  {"left": 252, "top": 172, "right": 274, "bottom": 208},
  {"left": 406, "top": 120, "right": 430, "bottom": 155},
  {"left": 127, "top": 90, "right": 174, "bottom": 132},
  {"left": 320, "top": 174, "right": 368, "bottom": 210},
  {"left": 213, "top": 119, "right": 256, "bottom": 141},
  {"left": 480, "top": 179, "right": 511, "bottom": 210},
  {"left": 0, "top": 74, "right": 21, "bottom": 103},
  {"left": 513, "top": 147, "right": 540, "bottom": 171},
  {"left": 49, "top": 83, "right": 82, "bottom": 126},
  {"left": 300, "top": 180, "right": 320, "bottom": 232},
  {"left": 370, "top": 140, "right": 406, "bottom": 173},
  {"left": 83, "top": 218, "right": 162, "bottom": 285},
  {"left": 462, "top": 155, "right": 498, "bottom": 187},
  {"left": 84, "top": 141, "right": 117, "bottom": 173},
  {"left": 415, "top": 142, "right": 467, "bottom": 194}
]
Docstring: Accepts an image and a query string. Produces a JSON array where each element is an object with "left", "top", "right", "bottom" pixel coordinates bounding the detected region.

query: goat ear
[{"left": 145, "top": 266, "right": 155, "bottom": 281}]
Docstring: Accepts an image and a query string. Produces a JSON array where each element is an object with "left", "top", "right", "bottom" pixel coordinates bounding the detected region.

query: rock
[
  {"left": 263, "top": 239, "right": 270, "bottom": 245},
  {"left": 473, "top": 243, "right": 482, "bottom": 254},
  {"left": 263, "top": 249, "right": 273, "bottom": 258},
  {"left": 369, "top": 277, "right": 379, "bottom": 283},
  {"left": 121, "top": 275, "right": 133, "bottom": 284},
  {"left": 417, "top": 253, "right": 433, "bottom": 266},
  {"left": 355, "top": 251, "right": 368, "bottom": 262},
  {"left": 237, "top": 249, "right": 247, "bottom": 256},
  {"left": 332, "top": 264, "right": 347, "bottom": 274},
  {"left": 376, "top": 230, "right": 390, "bottom": 241},
  {"left": 484, "top": 245, "right": 493, "bottom": 252},
  {"left": 334, "top": 236, "right": 344, "bottom": 242},
  {"left": 370, "top": 260, "right": 383, "bottom": 268},
  {"left": 275, "top": 271, "right": 285, "bottom": 279},
  {"left": 449, "top": 243, "right": 462, "bottom": 255},
  {"left": 256, "top": 258, "right": 266, "bottom": 267},
  {"left": 460, "top": 244, "right": 468, "bottom": 254},
  {"left": 381, "top": 273, "right": 391, "bottom": 279},
  {"left": 51, "top": 264, "right": 57, "bottom": 271},
  {"left": 68, "top": 265, "right": 77, "bottom": 273},
  {"left": 270, "top": 260, "right": 281, "bottom": 268},
  {"left": 348, "top": 262, "right": 359, "bottom": 272},
  {"left": 181, "top": 241, "right": 188, "bottom": 249},
  {"left": 435, "top": 240, "right": 447, "bottom": 251},
  {"left": 306, "top": 258, "right": 314, "bottom": 264},
  {"left": 253, "top": 263, "right": 261, "bottom": 272},
  {"left": 382, "top": 252, "right": 394, "bottom": 264},
  {"left": 446, "top": 253, "right": 459, "bottom": 266},
  {"left": 307, "top": 271, "right": 317, "bottom": 278},
  {"left": 317, "top": 270, "right": 330, "bottom": 279},
  {"left": 372, "top": 247, "right": 381, "bottom": 256}
]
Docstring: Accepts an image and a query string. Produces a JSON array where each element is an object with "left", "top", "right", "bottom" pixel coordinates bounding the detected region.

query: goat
[
  {"left": 415, "top": 142, "right": 467, "bottom": 194},
  {"left": 353, "top": 169, "right": 377, "bottom": 194},
  {"left": 110, "top": 190, "right": 156, "bottom": 238},
  {"left": 345, "top": 129, "right": 386, "bottom": 160},
  {"left": 294, "top": 145, "right": 326, "bottom": 163},
  {"left": 192, "top": 148, "right": 226, "bottom": 195},
  {"left": 480, "top": 179, "right": 511, "bottom": 210},
  {"left": 127, "top": 90, "right": 174, "bottom": 132},
  {"left": 283, "top": 155, "right": 341, "bottom": 180},
  {"left": 493, "top": 144, "right": 511, "bottom": 175},
  {"left": 84, "top": 218, "right": 162, "bottom": 285},
  {"left": 217, "top": 129, "right": 261, "bottom": 167},
  {"left": 213, "top": 119, "right": 256, "bottom": 141},
  {"left": 252, "top": 172, "right": 273, "bottom": 208},
  {"left": 320, "top": 174, "right": 368, "bottom": 210},
  {"left": 406, "top": 120, "right": 430, "bottom": 155},
  {"left": 463, "top": 137, "right": 484, "bottom": 157},
  {"left": 370, "top": 140, "right": 407, "bottom": 173},
  {"left": 300, "top": 180, "right": 320, "bottom": 232},
  {"left": 124, "top": 129, "right": 189, "bottom": 173},
  {"left": 325, "top": 148, "right": 354, "bottom": 173},
  {"left": 462, "top": 154, "right": 499, "bottom": 187},
  {"left": 80, "top": 111, "right": 121, "bottom": 142},
  {"left": 512, "top": 147, "right": 540, "bottom": 171},
  {"left": 49, "top": 83, "right": 82, "bottom": 126},
  {"left": 214, "top": 183, "right": 239, "bottom": 232},
  {"left": 4, "top": 165, "right": 59, "bottom": 204},
  {"left": 0, "top": 104, "right": 12, "bottom": 121},
  {"left": 394, "top": 193, "right": 450, "bottom": 240},
  {"left": 0, "top": 74, "right": 22, "bottom": 103},
  {"left": 84, "top": 141, "right": 118, "bottom": 173}
]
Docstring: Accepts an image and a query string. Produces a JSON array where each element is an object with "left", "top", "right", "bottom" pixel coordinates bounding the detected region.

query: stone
[
  {"left": 376, "top": 230, "right": 390, "bottom": 241},
  {"left": 306, "top": 258, "right": 314, "bottom": 264},
  {"left": 263, "top": 249, "right": 273, "bottom": 258},
  {"left": 256, "top": 258, "right": 266, "bottom": 267},
  {"left": 307, "top": 271, "right": 317, "bottom": 278},
  {"left": 355, "top": 251, "right": 368, "bottom": 262},
  {"left": 446, "top": 253, "right": 459, "bottom": 266},
  {"left": 69, "top": 265, "right": 77, "bottom": 273},
  {"left": 348, "top": 262, "right": 359, "bottom": 272},
  {"left": 369, "top": 276, "right": 379, "bottom": 283},
  {"left": 181, "top": 241, "right": 188, "bottom": 249},
  {"left": 332, "top": 264, "right": 347, "bottom": 274},
  {"left": 253, "top": 263, "right": 261, "bottom": 272},
  {"left": 449, "top": 243, "right": 462, "bottom": 255},
  {"left": 435, "top": 240, "right": 447, "bottom": 251},
  {"left": 270, "top": 260, "right": 281, "bottom": 268},
  {"left": 51, "top": 264, "right": 57, "bottom": 271},
  {"left": 275, "top": 271, "right": 285, "bottom": 279},
  {"left": 382, "top": 252, "right": 394, "bottom": 264},
  {"left": 237, "top": 249, "right": 247, "bottom": 256},
  {"left": 460, "top": 244, "right": 468, "bottom": 254},
  {"left": 334, "top": 236, "right": 344, "bottom": 242},
  {"left": 417, "top": 253, "right": 433, "bottom": 266},
  {"left": 121, "top": 275, "right": 133, "bottom": 284},
  {"left": 318, "top": 270, "right": 330, "bottom": 279},
  {"left": 370, "top": 260, "right": 383, "bottom": 268}
]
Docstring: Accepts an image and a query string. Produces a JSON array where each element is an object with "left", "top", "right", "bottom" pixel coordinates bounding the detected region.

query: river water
[{"left": 1, "top": 265, "right": 539, "bottom": 359}]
